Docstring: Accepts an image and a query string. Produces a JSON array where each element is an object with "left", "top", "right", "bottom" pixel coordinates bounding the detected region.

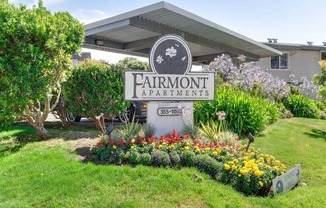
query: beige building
[{"left": 256, "top": 40, "right": 326, "bottom": 81}]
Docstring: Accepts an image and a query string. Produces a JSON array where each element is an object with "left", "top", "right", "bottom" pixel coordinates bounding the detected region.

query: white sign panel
[
  {"left": 124, "top": 72, "right": 215, "bottom": 101},
  {"left": 147, "top": 101, "right": 193, "bottom": 136},
  {"left": 272, "top": 164, "right": 301, "bottom": 194}
]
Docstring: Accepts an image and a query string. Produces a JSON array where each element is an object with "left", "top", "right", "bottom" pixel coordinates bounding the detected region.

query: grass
[{"left": 0, "top": 118, "right": 325, "bottom": 207}]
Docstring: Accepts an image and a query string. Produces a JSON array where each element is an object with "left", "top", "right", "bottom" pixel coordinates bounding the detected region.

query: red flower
[
  {"left": 118, "top": 139, "right": 125, "bottom": 147},
  {"left": 96, "top": 142, "right": 103, "bottom": 148}
]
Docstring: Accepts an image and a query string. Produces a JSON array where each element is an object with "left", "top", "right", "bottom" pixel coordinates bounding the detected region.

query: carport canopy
[{"left": 83, "top": 1, "right": 281, "bottom": 64}]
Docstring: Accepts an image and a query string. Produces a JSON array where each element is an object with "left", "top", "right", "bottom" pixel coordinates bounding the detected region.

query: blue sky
[{"left": 8, "top": 0, "right": 326, "bottom": 63}]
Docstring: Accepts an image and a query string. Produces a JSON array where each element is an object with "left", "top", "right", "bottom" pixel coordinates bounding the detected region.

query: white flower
[
  {"left": 156, "top": 55, "right": 164, "bottom": 64},
  {"left": 237, "top": 55, "right": 246, "bottom": 62},
  {"left": 165, "top": 46, "right": 177, "bottom": 58}
]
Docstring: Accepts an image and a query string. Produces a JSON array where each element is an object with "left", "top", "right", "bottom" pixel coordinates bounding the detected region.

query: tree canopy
[{"left": 0, "top": 1, "right": 84, "bottom": 138}]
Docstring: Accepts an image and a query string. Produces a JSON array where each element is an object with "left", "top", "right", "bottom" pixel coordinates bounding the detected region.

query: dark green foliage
[
  {"left": 129, "top": 151, "right": 141, "bottom": 165},
  {"left": 284, "top": 94, "right": 320, "bottom": 118},
  {"left": 195, "top": 154, "right": 221, "bottom": 177},
  {"left": 140, "top": 153, "right": 152, "bottom": 166},
  {"left": 63, "top": 59, "right": 128, "bottom": 120},
  {"left": 182, "top": 150, "right": 196, "bottom": 167},
  {"left": 194, "top": 87, "right": 279, "bottom": 135},
  {"left": 0, "top": 1, "right": 84, "bottom": 137},
  {"left": 116, "top": 57, "right": 149, "bottom": 71}
]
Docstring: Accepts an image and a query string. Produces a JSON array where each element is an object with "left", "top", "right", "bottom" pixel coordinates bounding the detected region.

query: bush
[
  {"left": 284, "top": 94, "right": 320, "bottom": 118},
  {"left": 275, "top": 102, "right": 293, "bottom": 119},
  {"left": 195, "top": 154, "right": 221, "bottom": 177},
  {"left": 63, "top": 59, "right": 128, "bottom": 132},
  {"left": 129, "top": 151, "right": 141, "bottom": 165},
  {"left": 140, "top": 153, "right": 152, "bottom": 166},
  {"left": 194, "top": 87, "right": 279, "bottom": 135},
  {"left": 182, "top": 151, "right": 196, "bottom": 167},
  {"left": 151, "top": 150, "right": 170, "bottom": 167},
  {"left": 169, "top": 151, "right": 181, "bottom": 166}
]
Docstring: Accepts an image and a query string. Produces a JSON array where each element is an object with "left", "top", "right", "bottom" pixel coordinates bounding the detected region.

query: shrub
[
  {"left": 182, "top": 150, "right": 196, "bottom": 167},
  {"left": 140, "top": 153, "right": 152, "bottom": 166},
  {"left": 275, "top": 102, "right": 293, "bottom": 119},
  {"left": 284, "top": 94, "right": 320, "bottom": 118},
  {"left": 129, "top": 151, "right": 141, "bottom": 165},
  {"left": 151, "top": 150, "right": 170, "bottom": 167},
  {"left": 195, "top": 154, "right": 221, "bottom": 177},
  {"left": 169, "top": 151, "right": 181, "bottom": 166},
  {"left": 63, "top": 59, "right": 128, "bottom": 133},
  {"left": 194, "top": 87, "right": 279, "bottom": 135}
]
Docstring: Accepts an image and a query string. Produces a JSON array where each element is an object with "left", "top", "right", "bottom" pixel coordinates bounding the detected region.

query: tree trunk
[
  {"left": 91, "top": 114, "right": 106, "bottom": 134},
  {"left": 53, "top": 96, "right": 70, "bottom": 128},
  {"left": 34, "top": 123, "right": 51, "bottom": 140}
]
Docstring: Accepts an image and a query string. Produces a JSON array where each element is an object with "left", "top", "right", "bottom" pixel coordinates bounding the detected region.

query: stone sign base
[{"left": 147, "top": 101, "right": 193, "bottom": 137}]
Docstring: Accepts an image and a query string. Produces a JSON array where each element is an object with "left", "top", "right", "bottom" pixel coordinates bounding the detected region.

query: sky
[{"left": 7, "top": 0, "right": 326, "bottom": 64}]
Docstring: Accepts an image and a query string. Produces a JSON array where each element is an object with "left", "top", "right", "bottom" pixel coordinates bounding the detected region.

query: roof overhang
[{"left": 83, "top": 1, "right": 281, "bottom": 64}]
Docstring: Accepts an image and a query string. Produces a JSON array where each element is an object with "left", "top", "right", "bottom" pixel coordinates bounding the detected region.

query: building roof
[
  {"left": 264, "top": 42, "right": 326, "bottom": 51},
  {"left": 83, "top": 1, "right": 281, "bottom": 64}
]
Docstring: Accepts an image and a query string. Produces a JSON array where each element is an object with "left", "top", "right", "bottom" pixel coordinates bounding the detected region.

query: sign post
[{"left": 124, "top": 34, "right": 215, "bottom": 136}]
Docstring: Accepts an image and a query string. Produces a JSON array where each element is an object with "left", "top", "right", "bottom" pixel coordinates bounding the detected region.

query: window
[
  {"left": 322, "top": 52, "right": 326, "bottom": 60},
  {"left": 271, "top": 53, "right": 288, "bottom": 69}
]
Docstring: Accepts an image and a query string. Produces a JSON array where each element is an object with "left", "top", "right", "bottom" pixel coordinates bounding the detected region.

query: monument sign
[
  {"left": 272, "top": 164, "right": 301, "bottom": 194},
  {"left": 124, "top": 34, "right": 215, "bottom": 135}
]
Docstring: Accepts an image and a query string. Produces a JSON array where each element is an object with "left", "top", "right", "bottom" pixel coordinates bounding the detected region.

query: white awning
[{"left": 84, "top": 1, "right": 281, "bottom": 64}]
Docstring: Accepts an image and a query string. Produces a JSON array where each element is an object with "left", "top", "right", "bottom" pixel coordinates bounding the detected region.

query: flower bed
[{"left": 91, "top": 130, "right": 286, "bottom": 196}]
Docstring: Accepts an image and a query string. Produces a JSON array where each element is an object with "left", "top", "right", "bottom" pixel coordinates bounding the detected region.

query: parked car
[{"left": 66, "top": 101, "right": 147, "bottom": 124}]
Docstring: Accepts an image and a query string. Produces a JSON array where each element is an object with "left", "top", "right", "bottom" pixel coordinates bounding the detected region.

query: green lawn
[{"left": 0, "top": 118, "right": 325, "bottom": 208}]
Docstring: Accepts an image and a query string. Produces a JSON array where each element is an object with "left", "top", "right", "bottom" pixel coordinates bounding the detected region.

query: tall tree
[{"left": 0, "top": 1, "right": 84, "bottom": 139}]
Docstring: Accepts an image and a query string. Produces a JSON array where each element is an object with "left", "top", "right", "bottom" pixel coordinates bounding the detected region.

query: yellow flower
[
  {"left": 113, "top": 145, "right": 117, "bottom": 149},
  {"left": 202, "top": 150, "right": 206, "bottom": 154},
  {"left": 212, "top": 151, "right": 218, "bottom": 156},
  {"left": 228, "top": 161, "right": 234, "bottom": 165},
  {"left": 205, "top": 147, "right": 210, "bottom": 152},
  {"left": 254, "top": 170, "right": 264, "bottom": 177},
  {"left": 231, "top": 165, "right": 237, "bottom": 171},
  {"left": 240, "top": 168, "right": 249, "bottom": 176},
  {"left": 216, "top": 148, "right": 221, "bottom": 154},
  {"left": 224, "top": 164, "right": 231, "bottom": 170},
  {"left": 233, "top": 159, "right": 239, "bottom": 164},
  {"left": 131, "top": 139, "right": 135, "bottom": 144},
  {"left": 259, "top": 181, "right": 264, "bottom": 187},
  {"left": 162, "top": 142, "right": 167, "bottom": 145},
  {"left": 131, "top": 145, "right": 135, "bottom": 149},
  {"left": 238, "top": 174, "right": 242, "bottom": 177},
  {"left": 184, "top": 146, "right": 190, "bottom": 150},
  {"left": 151, "top": 142, "right": 156, "bottom": 146},
  {"left": 158, "top": 145, "right": 163, "bottom": 149}
]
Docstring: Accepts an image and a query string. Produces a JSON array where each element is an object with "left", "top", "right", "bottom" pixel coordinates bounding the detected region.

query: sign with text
[
  {"left": 125, "top": 72, "right": 214, "bottom": 101},
  {"left": 124, "top": 34, "right": 215, "bottom": 101},
  {"left": 157, "top": 107, "right": 183, "bottom": 116},
  {"left": 272, "top": 164, "right": 301, "bottom": 194}
]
